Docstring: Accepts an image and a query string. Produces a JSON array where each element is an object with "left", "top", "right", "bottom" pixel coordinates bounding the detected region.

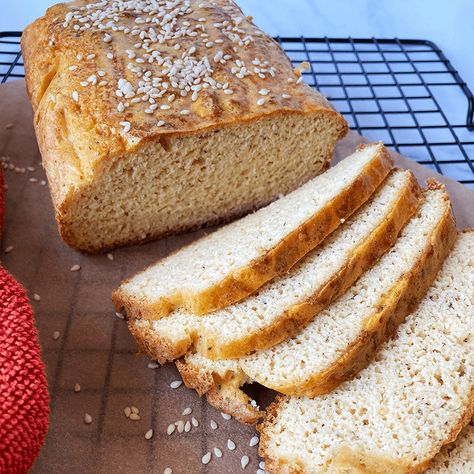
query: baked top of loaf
[
  {"left": 21, "top": 0, "right": 338, "bottom": 178},
  {"left": 258, "top": 231, "right": 474, "bottom": 474},
  {"left": 116, "top": 142, "right": 392, "bottom": 319},
  {"left": 130, "top": 167, "right": 418, "bottom": 367}
]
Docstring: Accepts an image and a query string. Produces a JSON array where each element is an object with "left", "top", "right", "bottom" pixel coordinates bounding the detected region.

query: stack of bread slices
[{"left": 114, "top": 142, "right": 473, "bottom": 474}]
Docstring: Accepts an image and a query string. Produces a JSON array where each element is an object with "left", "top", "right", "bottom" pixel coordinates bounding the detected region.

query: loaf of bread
[
  {"left": 259, "top": 231, "right": 474, "bottom": 474},
  {"left": 176, "top": 182, "right": 455, "bottom": 421},
  {"left": 21, "top": 0, "right": 347, "bottom": 253},
  {"left": 116, "top": 142, "right": 392, "bottom": 320},
  {"left": 130, "top": 167, "right": 419, "bottom": 368}
]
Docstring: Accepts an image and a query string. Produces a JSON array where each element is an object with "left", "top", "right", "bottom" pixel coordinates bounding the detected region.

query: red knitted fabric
[{"left": 0, "top": 267, "right": 50, "bottom": 473}]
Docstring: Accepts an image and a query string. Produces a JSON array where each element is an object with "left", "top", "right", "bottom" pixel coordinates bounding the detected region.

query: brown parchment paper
[{"left": 0, "top": 79, "right": 473, "bottom": 474}]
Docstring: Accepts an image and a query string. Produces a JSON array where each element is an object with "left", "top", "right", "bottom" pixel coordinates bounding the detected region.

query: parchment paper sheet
[{"left": 0, "top": 80, "right": 473, "bottom": 473}]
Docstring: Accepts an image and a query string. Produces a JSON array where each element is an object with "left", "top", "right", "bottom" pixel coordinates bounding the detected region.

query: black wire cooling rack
[{"left": 2, "top": 32, "right": 474, "bottom": 187}]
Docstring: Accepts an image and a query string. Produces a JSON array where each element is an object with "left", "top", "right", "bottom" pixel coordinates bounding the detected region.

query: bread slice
[
  {"left": 129, "top": 168, "right": 416, "bottom": 368},
  {"left": 22, "top": 0, "right": 348, "bottom": 254},
  {"left": 241, "top": 182, "right": 456, "bottom": 396},
  {"left": 428, "top": 418, "right": 474, "bottom": 473},
  {"left": 115, "top": 142, "right": 392, "bottom": 318},
  {"left": 176, "top": 182, "right": 456, "bottom": 423},
  {"left": 258, "top": 230, "right": 474, "bottom": 474}
]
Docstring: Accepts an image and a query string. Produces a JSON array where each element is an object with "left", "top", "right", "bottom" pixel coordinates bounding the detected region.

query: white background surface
[{"left": 2, "top": 0, "right": 473, "bottom": 89}]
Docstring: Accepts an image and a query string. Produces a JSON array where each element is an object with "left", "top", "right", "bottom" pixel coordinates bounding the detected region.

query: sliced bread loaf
[
  {"left": 258, "top": 231, "right": 474, "bottom": 474},
  {"left": 241, "top": 182, "right": 456, "bottom": 396},
  {"left": 428, "top": 418, "right": 474, "bottom": 473},
  {"left": 130, "top": 169, "right": 418, "bottom": 364},
  {"left": 114, "top": 142, "right": 393, "bottom": 319},
  {"left": 176, "top": 182, "right": 456, "bottom": 423}
]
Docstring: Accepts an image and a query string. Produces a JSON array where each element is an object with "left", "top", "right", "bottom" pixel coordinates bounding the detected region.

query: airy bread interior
[
  {"left": 60, "top": 112, "right": 345, "bottom": 252},
  {"left": 259, "top": 232, "right": 474, "bottom": 474}
]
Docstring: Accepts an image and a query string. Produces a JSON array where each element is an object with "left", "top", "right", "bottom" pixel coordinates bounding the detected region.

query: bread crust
[
  {"left": 115, "top": 143, "right": 393, "bottom": 320},
  {"left": 21, "top": 0, "right": 348, "bottom": 253},
  {"left": 176, "top": 358, "right": 262, "bottom": 425}
]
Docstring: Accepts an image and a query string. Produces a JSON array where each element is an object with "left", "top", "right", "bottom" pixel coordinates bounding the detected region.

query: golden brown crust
[
  {"left": 176, "top": 358, "right": 262, "bottom": 424},
  {"left": 275, "top": 183, "right": 457, "bottom": 397},
  {"left": 21, "top": 0, "right": 348, "bottom": 252},
  {"left": 115, "top": 143, "right": 393, "bottom": 320}
]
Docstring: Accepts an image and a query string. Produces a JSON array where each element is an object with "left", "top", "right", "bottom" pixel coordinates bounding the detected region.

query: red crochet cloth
[{"left": 0, "top": 169, "right": 49, "bottom": 473}]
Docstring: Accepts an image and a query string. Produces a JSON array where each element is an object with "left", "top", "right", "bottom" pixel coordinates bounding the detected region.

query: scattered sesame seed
[
  {"left": 258, "top": 88, "right": 270, "bottom": 95},
  {"left": 167, "top": 424, "right": 175, "bottom": 435},
  {"left": 250, "top": 436, "right": 259, "bottom": 447},
  {"left": 52, "top": 331, "right": 60, "bottom": 340},
  {"left": 147, "top": 361, "right": 159, "bottom": 369},
  {"left": 106, "top": 252, "right": 114, "bottom": 261},
  {"left": 241, "top": 455, "right": 250, "bottom": 469},
  {"left": 41, "top": 180, "right": 47, "bottom": 186},
  {"left": 257, "top": 469, "right": 266, "bottom": 474},
  {"left": 26, "top": 166, "right": 35, "bottom": 172},
  {"left": 210, "top": 419, "right": 218, "bottom": 430},
  {"left": 160, "top": 104, "right": 171, "bottom": 110},
  {"left": 182, "top": 407, "right": 192, "bottom": 416},
  {"left": 164, "top": 469, "right": 172, "bottom": 474},
  {"left": 221, "top": 412, "right": 231, "bottom": 420},
  {"left": 84, "top": 413, "right": 93, "bottom": 424},
  {"left": 72, "top": 91, "right": 79, "bottom": 102},
  {"left": 227, "top": 439, "right": 236, "bottom": 450},
  {"left": 33, "top": 293, "right": 41, "bottom": 302},
  {"left": 74, "top": 383, "right": 81, "bottom": 393},
  {"left": 176, "top": 420, "right": 184, "bottom": 433},
  {"left": 131, "top": 406, "right": 139, "bottom": 414},
  {"left": 259, "top": 461, "right": 266, "bottom": 469},
  {"left": 124, "top": 407, "right": 132, "bottom": 417},
  {"left": 145, "top": 429, "right": 153, "bottom": 440},
  {"left": 191, "top": 417, "right": 199, "bottom": 427},
  {"left": 80, "top": 81, "right": 89, "bottom": 87},
  {"left": 69, "top": 65, "right": 78, "bottom": 71},
  {"left": 184, "top": 420, "right": 191, "bottom": 432},
  {"left": 115, "top": 311, "right": 124, "bottom": 320},
  {"left": 223, "top": 89, "right": 233, "bottom": 94},
  {"left": 214, "top": 447, "right": 222, "bottom": 458},
  {"left": 107, "top": 53, "right": 114, "bottom": 59},
  {"left": 129, "top": 413, "right": 141, "bottom": 421},
  {"left": 29, "top": 178, "right": 38, "bottom": 183},
  {"left": 180, "top": 109, "right": 190, "bottom": 115},
  {"left": 282, "top": 93, "right": 291, "bottom": 99},
  {"left": 87, "top": 54, "right": 96, "bottom": 60},
  {"left": 120, "top": 121, "right": 131, "bottom": 133},
  {"left": 103, "top": 33, "right": 112, "bottom": 43},
  {"left": 70, "top": 264, "right": 81, "bottom": 272},
  {"left": 157, "top": 120, "right": 166, "bottom": 127},
  {"left": 201, "top": 452, "right": 211, "bottom": 465},
  {"left": 170, "top": 380, "right": 182, "bottom": 389},
  {"left": 256, "top": 98, "right": 265, "bottom": 106},
  {"left": 118, "top": 101, "right": 125, "bottom": 113},
  {"left": 4, "top": 246, "right": 13, "bottom": 254}
]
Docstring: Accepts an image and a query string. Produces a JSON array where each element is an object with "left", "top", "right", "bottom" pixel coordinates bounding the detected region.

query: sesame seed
[
  {"left": 72, "top": 91, "right": 79, "bottom": 102},
  {"left": 33, "top": 293, "right": 41, "bottom": 302},
  {"left": 76, "top": 54, "right": 83, "bottom": 60},
  {"left": 129, "top": 413, "right": 140, "bottom": 421},
  {"left": 41, "top": 180, "right": 47, "bottom": 186},
  {"left": 227, "top": 439, "right": 236, "bottom": 450},
  {"left": 259, "top": 461, "right": 266, "bottom": 469},
  {"left": 103, "top": 33, "right": 112, "bottom": 43},
  {"left": 282, "top": 93, "right": 291, "bottom": 99},
  {"left": 74, "top": 383, "right": 81, "bottom": 393},
  {"left": 84, "top": 413, "right": 93, "bottom": 424},
  {"left": 210, "top": 419, "right": 218, "bottom": 429},
  {"left": 26, "top": 166, "right": 35, "bottom": 172},
  {"left": 98, "top": 70, "right": 106, "bottom": 77},
  {"left": 148, "top": 361, "right": 159, "bottom": 369},
  {"left": 241, "top": 455, "right": 250, "bottom": 469},
  {"left": 120, "top": 121, "right": 131, "bottom": 133},
  {"left": 145, "top": 429, "right": 153, "bottom": 440},
  {"left": 80, "top": 81, "right": 89, "bottom": 87},
  {"left": 52, "top": 331, "right": 60, "bottom": 340},
  {"left": 131, "top": 406, "right": 139, "bottom": 414},
  {"left": 124, "top": 407, "right": 132, "bottom": 418},
  {"left": 180, "top": 109, "right": 190, "bottom": 115},
  {"left": 258, "top": 88, "right": 270, "bottom": 95},
  {"left": 176, "top": 420, "right": 184, "bottom": 433},
  {"left": 221, "top": 412, "right": 231, "bottom": 420},
  {"left": 201, "top": 452, "right": 211, "bottom": 465},
  {"left": 29, "top": 178, "right": 38, "bottom": 183},
  {"left": 160, "top": 104, "right": 170, "bottom": 110},
  {"left": 214, "top": 447, "right": 222, "bottom": 458},
  {"left": 184, "top": 421, "right": 191, "bottom": 432},
  {"left": 164, "top": 469, "right": 172, "bottom": 474},
  {"left": 250, "top": 436, "right": 259, "bottom": 447},
  {"left": 115, "top": 312, "right": 124, "bottom": 320},
  {"left": 107, "top": 252, "right": 114, "bottom": 261},
  {"left": 107, "top": 53, "right": 114, "bottom": 59},
  {"left": 4, "top": 245, "right": 13, "bottom": 254},
  {"left": 191, "top": 417, "right": 199, "bottom": 427},
  {"left": 223, "top": 89, "right": 233, "bottom": 94},
  {"left": 69, "top": 65, "right": 78, "bottom": 71},
  {"left": 182, "top": 407, "right": 192, "bottom": 416},
  {"left": 257, "top": 470, "right": 265, "bottom": 474},
  {"left": 170, "top": 380, "right": 182, "bottom": 389},
  {"left": 117, "top": 102, "right": 125, "bottom": 112},
  {"left": 157, "top": 120, "right": 166, "bottom": 127},
  {"left": 256, "top": 98, "right": 265, "bottom": 106},
  {"left": 87, "top": 54, "right": 96, "bottom": 60},
  {"left": 70, "top": 264, "right": 81, "bottom": 272},
  {"left": 166, "top": 423, "right": 175, "bottom": 435}
]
